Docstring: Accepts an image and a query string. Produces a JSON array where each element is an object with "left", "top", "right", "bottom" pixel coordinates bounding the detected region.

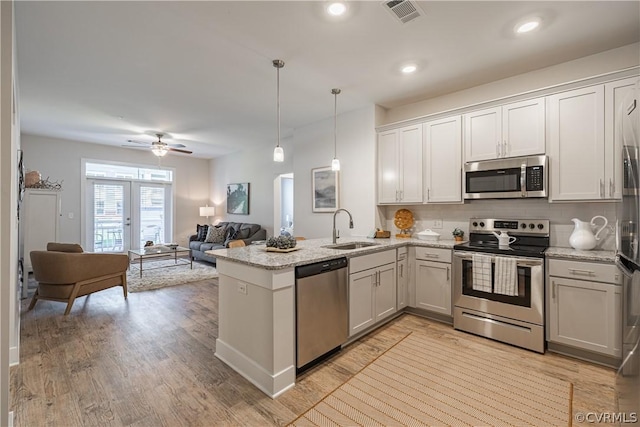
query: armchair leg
[
  {"left": 28, "top": 290, "right": 39, "bottom": 310},
  {"left": 64, "top": 283, "right": 83, "bottom": 316},
  {"left": 121, "top": 272, "right": 128, "bottom": 299}
]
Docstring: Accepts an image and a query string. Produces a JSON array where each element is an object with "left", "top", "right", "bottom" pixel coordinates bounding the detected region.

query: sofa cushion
[
  {"left": 196, "top": 224, "right": 209, "bottom": 241},
  {"left": 205, "top": 226, "right": 226, "bottom": 244},
  {"left": 199, "top": 243, "right": 225, "bottom": 252},
  {"left": 47, "top": 243, "right": 84, "bottom": 253},
  {"left": 189, "top": 240, "right": 204, "bottom": 251},
  {"left": 238, "top": 223, "right": 259, "bottom": 239}
]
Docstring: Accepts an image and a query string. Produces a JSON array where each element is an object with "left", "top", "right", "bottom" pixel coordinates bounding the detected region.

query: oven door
[{"left": 453, "top": 251, "right": 544, "bottom": 325}]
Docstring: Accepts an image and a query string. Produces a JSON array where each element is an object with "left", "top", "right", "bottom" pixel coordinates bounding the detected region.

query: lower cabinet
[
  {"left": 349, "top": 250, "right": 397, "bottom": 336},
  {"left": 547, "top": 259, "right": 622, "bottom": 358},
  {"left": 397, "top": 247, "right": 408, "bottom": 310},
  {"left": 413, "top": 247, "right": 452, "bottom": 316}
]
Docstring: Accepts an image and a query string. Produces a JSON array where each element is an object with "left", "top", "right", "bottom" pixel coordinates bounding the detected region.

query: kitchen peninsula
[{"left": 207, "top": 237, "right": 457, "bottom": 397}]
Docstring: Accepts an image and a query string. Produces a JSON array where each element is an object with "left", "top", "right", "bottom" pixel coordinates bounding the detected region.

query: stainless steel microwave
[{"left": 464, "top": 155, "right": 547, "bottom": 200}]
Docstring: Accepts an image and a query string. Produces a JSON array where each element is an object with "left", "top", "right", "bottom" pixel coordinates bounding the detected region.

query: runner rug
[
  {"left": 290, "top": 332, "right": 573, "bottom": 427},
  {"left": 127, "top": 260, "right": 218, "bottom": 292}
]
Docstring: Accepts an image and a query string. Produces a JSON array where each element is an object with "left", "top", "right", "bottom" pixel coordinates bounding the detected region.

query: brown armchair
[{"left": 29, "top": 243, "right": 129, "bottom": 315}]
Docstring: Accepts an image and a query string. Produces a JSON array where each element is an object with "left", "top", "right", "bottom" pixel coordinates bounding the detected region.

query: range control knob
[
  {"left": 537, "top": 223, "right": 544, "bottom": 230},
  {"left": 479, "top": 222, "right": 485, "bottom": 227},
  {"left": 529, "top": 223, "right": 535, "bottom": 229},
  {"left": 521, "top": 223, "right": 527, "bottom": 229},
  {"left": 472, "top": 221, "right": 478, "bottom": 227}
]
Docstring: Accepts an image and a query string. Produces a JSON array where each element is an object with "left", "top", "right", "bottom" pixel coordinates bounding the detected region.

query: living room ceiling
[{"left": 15, "top": 1, "right": 640, "bottom": 159}]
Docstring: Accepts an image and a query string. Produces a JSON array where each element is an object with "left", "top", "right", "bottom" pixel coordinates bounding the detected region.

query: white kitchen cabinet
[
  {"left": 604, "top": 77, "right": 640, "bottom": 200},
  {"left": 377, "top": 125, "right": 423, "bottom": 204},
  {"left": 547, "top": 259, "right": 622, "bottom": 358},
  {"left": 349, "top": 250, "right": 397, "bottom": 336},
  {"left": 22, "top": 189, "right": 61, "bottom": 274},
  {"left": 548, "top": 85, "right": 606, "bottom": 201},
  {"left": 397, "top": 247, "right": 408, "bottom": 310},
  {"left": 464, "top": 98, "right": 545, "bottom": 162},
  {"left": 413, "top": 247, "right": 452, "bottom": 316},
  {"left": 423, "top": 116, "right": 462, "bottom": 203}
]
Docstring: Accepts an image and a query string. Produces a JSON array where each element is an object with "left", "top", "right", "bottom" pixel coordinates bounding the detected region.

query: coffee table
[{"left": 128, "top": 246, "right": 192, "bottom": 278}]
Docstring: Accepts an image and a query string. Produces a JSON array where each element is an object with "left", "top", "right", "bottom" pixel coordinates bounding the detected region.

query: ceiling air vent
[{"left": 382, "top": 0, "right": 423, "bottom": 24}]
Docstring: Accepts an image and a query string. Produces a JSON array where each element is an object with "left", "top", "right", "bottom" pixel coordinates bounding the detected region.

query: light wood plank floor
[{"left": 11, "top": 277, "right": 617, "bottom": 426}]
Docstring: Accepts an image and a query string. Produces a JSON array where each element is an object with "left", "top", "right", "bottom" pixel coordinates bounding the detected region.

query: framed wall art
[
  {"left": 227, "top": 183, "right": 250, "bottom": 215},
  {"left": 312, "top": 166, "right": 339, "bottom": 213}
]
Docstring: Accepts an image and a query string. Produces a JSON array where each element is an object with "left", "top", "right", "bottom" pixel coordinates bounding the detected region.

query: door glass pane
[
  {"left": 140, "top": 186, "right": 165, "bottom": 247},
  {"left": 93, "top": 184, "right": 124, "bottom": 252}
]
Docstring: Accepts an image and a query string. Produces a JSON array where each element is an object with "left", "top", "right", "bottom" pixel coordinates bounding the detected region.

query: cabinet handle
[
  {"left": 568, "top": 268, "right": 595, "bottom": 277},
  {"left": 400, "top": 264, "right": 404, "bottom": 277},
  {"left": 377, "top": 271, "right": 381, "bottom": 286},
  {"left": 496, "top": 142, "right": 500, "bottom": 157},
  {"left": 600, "top": 179, "right": 604, "bottom": 198},
  {"left": 446, "top": 266, "right": 450, "bottom": 282},
  {"left": 610, "top": 178, "right": 614, "bottom": 197},
  {"left": 552, "top": 280, "right": 556, "bottom": 299},
  {"left": 422, "top": 253, "right": 440, "bottom": 259},
  {"left": 372, "top": 273, "right": 377, "bottom": 287},
  {"left": 427, "top": 188, "right": 430, "bottom": 201},
  {"left": 503, "top": 141, "right": 507, "bottom": 157},
  {"left": 400, "top": 190, "right": 403, "bottom": 201}
]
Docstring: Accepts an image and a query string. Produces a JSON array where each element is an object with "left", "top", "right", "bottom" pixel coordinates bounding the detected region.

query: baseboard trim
[
  {"left": 9, "top": 346, "right": 18, "bottom": 367},
  {"left": 215, "top": 338, "right": 295, "bottom": 398}
]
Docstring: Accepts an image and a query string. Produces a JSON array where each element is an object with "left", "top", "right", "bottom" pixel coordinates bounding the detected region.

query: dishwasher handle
[{"left": 296, "top": 257, "right": 348, "bottom": 278}]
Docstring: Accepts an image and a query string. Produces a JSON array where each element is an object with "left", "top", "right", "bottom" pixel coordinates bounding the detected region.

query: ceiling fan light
[
  {"left": 273, "top": 145, "right": 284, "bottom": 162},
  {"left": 331, "top": 158, "right": 341, "bottom": 171},
  {"left": 152, "top": 146, "right": 168, "bottom": 157}
]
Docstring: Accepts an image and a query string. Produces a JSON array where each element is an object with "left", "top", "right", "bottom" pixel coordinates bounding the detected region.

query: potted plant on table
[{"left": 452, "top": 228, "right": 465, "bottom": 242}]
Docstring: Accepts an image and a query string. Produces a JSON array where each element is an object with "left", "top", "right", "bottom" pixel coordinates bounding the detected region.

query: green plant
[{"left": 452, "top": 228, "right": 464, "bottom": 237}]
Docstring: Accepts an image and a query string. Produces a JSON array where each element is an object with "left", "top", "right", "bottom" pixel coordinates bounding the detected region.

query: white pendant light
[
  {"left": 273, "top": 59, "right": 285, "bottom": 162},
  {"left": 331, "top": 88, "right": 341, "bottom": 171}
]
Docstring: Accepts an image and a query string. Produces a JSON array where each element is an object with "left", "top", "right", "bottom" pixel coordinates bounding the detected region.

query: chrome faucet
[{"left": 332, "top": 209, "right": 354, "bottom": 244}]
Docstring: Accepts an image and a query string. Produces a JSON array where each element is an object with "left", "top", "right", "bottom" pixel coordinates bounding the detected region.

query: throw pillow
[
  {"left": 205, "top": 226, "right": 226, "bottom": 244},
  {"left": 224, "top": 226, "right": 240, "bottom": 247},
  {"left": 47, "top": 242, "right": 84, "bottom": 253},
  {"left": 196, "top": 224, "right": 209, "bottom": 241}
]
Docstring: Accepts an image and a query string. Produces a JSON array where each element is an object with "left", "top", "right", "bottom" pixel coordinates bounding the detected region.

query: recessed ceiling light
[
  {"left": 327, "top": 2, "right": 347, "bottom": 16},
  {"left": 515, "top": 18, "right": 540, "bottom": 34},
  {"left": 401, "top": 64, "right": 417, "bottom": 74}
]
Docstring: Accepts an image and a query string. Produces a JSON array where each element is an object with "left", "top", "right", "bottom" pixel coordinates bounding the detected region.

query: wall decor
[
  {"left": 227, "top": 183, "right": 250, "bottom": 215},
  {"left": 312, "top": 166, "right": 339, "bottom": 213}
]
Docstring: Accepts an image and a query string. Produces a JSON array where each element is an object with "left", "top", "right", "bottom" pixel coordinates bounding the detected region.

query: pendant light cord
[
  {"left": 332, "top": 88, "right": 341, "bottom": 158},
  {"left": 273, "top": 60, "right": 284, "bottom": 149}
]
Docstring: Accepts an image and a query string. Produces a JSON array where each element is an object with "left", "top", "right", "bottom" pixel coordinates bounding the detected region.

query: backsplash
[{"left": 380, "top": 199, "right": 618, "bottom": 250}]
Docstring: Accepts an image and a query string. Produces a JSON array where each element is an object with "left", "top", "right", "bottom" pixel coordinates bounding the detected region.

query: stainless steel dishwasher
[{"left": 295, "top": 257, "right": 348, "bottom": 372}]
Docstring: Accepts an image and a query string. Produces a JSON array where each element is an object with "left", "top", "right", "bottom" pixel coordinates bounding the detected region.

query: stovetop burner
[{"left": 454, "top": 218, "right": 550, "bottom": 258}]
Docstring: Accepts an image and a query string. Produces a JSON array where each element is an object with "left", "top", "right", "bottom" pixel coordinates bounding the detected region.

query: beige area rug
[
  {"left": 290, "top": 332, "right": 573, "bottom": 427},
  {"left": 127, "top": 260, "right": 218, "bottom": 292}
]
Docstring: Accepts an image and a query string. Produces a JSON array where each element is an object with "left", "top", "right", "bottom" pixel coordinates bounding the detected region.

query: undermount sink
[{"left": 323, "top": 241, "right": 380, "bottom": 250}]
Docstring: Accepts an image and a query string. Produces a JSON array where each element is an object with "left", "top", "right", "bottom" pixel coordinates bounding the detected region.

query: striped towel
[
  {"left": 495, "top": 256, "right": 517, "bottom": 296},
  {"left": 472, "top": 254, "right": 492, "bottom": 293}
]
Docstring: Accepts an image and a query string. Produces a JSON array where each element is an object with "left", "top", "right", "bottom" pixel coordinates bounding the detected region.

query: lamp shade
[{"left": 199, "top": 206, "right": 216, "bottom": 217}]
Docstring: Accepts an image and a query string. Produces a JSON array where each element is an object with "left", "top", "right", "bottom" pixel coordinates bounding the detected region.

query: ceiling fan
[{"left": 123, "top": 133, "right": 193, "bottom": 157}]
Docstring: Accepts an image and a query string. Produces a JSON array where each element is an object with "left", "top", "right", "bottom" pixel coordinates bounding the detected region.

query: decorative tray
[{"left": 265, "top": 247, "right": 300, "bottom": 253}]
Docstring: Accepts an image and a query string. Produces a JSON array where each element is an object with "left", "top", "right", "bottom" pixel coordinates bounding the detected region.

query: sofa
[{"left": 189, "top": 221, "right": 266, "bottom": 264}]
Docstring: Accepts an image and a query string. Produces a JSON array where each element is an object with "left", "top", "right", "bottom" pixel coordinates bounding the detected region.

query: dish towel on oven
[
  {"left": 495, "top": 256, "right": 517, "bottom": 296},
  {"left": 472, "top": 254, "right": 493, "bottom": 293}
]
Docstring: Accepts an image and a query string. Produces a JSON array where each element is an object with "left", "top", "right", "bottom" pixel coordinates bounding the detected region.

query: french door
[{"left": 86, "top": 180, "right": 172, "bottom": 252}]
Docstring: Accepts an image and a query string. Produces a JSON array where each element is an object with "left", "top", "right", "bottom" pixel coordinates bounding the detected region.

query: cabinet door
[
  {"left": 424, "top": 116, "right": 462, "bottom": 203},
  {"left": 377, "top": 130, "right": 400, "bottom": 204},
  {"left": 23, "top": 190, "right": 61, "bottom": 272},
  {"left": 415, "top": 260, "right": 451, "bottom": 315},
  {"left": 464, "top": 107, "right": 501, "bottom": 162},
  {"left": 502, "top": 98, "right": 545, "bottom": 158},
  {"left": 548, "top": 85, "right": 605, "bottom": 201},
  {"left": 605, "top": 77, "right": 639, "bottom": 200},
  {"left": 548, "top": 276, "right": 621, "bottom": 357},
  {"left": 349, "top": 269, "right": 375, "bottom": 336},
  {"left": 397, "top": 254, "right": 408, "bottom": 310},
  {"left": 398, "top": 125, "right": 423, "bottom": 203},
  {"left": 375, "top": 263, "right": 397, "bottom": 322}
]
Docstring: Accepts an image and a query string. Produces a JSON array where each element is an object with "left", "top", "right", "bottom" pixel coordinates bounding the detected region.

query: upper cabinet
[
  {"left": 464, "top": 98, "right": 545, "bottom": 162},
  {"left": 423, "top": 115, "right": 462, "bottom": 203},
  {"left": 378, "top": 124, "right": 423, "bottom": 204}
]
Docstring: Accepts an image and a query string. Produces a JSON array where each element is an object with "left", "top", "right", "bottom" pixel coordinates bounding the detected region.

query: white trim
[{"left": 9, "top": 346, "right": 17, "bottom": 367}]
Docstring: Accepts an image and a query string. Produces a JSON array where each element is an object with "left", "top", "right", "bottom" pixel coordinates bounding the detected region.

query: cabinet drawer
[
  {"left": 548, "top": 259, "right": 621, "bottom": 284},
  {"left": 415, "top": 247, "right": 451, "bottom": 263},
  {"left": 350, "top": 249, "right": 396, "bottom": 274}
]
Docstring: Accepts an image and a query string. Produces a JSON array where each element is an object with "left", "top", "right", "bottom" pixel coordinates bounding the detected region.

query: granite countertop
[
  {"left": 545, "top": 246, "right": 616, "bottom": 263},
  {"left": 207, "top": 237, "right": 460, "bottom": 270}
]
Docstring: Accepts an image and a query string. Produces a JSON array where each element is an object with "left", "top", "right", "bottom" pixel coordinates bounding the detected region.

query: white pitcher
[
  {"left": 569, "top": 216, "right": 608, "bottom": 250},
  {"left": 492, "top": 230, "right": 516, "bottom": 246}
]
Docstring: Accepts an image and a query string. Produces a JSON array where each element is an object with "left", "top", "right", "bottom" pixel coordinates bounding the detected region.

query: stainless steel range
[{"left": 453, "top": 218, "right": 550, "bottom": 353}]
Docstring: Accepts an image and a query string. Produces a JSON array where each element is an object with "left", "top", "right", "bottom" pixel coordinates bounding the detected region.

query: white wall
[
  {"left": 383, "top": 43, "right": 640, "bottom": 125},
  {"left": 209, "top": 105, "right": 377, "bottom": 240},
  {"left": 20, "top": 134, "right": 211, "bottom": 247}
]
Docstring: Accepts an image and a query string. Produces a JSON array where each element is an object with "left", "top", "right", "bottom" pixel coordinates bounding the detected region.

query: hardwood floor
[{"left": 11, "top": 277, "right": 617, "bottom": 426}]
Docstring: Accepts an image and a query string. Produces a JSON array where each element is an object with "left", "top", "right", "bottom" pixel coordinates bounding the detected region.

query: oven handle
[
  {"left": 453, "top": 251, "right": 543, "bottom": 267},
  {"left": 521, "top": 162, "right": 527, "bottom": 198}
]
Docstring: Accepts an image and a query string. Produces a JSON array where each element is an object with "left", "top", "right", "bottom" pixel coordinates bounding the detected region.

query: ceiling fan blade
[
  {"left": 167, "top": 142, "right": 186, "bottom": 148},
  {"left": 168, "top": 147, "right": 192, "bottom": 154},
  {"left": 126, "top": 139, "right": 152, "bottom": 145},
  {"left": 122, "top": 145, "right": 148, "bottom": 149}
]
